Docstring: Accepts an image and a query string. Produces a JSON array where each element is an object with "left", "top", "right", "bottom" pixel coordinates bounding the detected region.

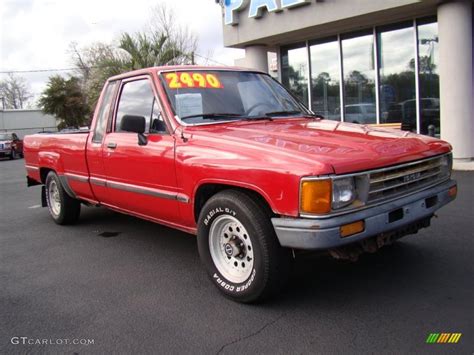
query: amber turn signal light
[
  {"left": 448, "top": 185, "right": 457, "bottom": 198},
  {"left": 340, "top": 220, "right": 365, "bottom": 238},
  {"left": 300, "top": 179, "right": 332, "bottom": 214}
]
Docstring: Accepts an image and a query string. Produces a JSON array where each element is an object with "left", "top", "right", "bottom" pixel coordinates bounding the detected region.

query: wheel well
[
  {"left": 39, "top": 168, "right": 54, "bottom": 184},
  {"left": 193, "top": 184, "right": 274, "bottom": 222}
]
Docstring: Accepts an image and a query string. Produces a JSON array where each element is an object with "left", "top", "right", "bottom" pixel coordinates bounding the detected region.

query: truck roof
[{"left": 108, "top": 65, "right": 261, "bottom": 81}]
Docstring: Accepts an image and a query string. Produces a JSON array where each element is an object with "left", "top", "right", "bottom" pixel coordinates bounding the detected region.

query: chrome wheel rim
[
  {"left": 209, "top": 215, "right": 254, "bottom": 284},
  {"left": 48, "top": 180, "right": 61, "bottom": 216}
]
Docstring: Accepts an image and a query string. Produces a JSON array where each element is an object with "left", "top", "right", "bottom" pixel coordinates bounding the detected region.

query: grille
[{"left": 367, "top": 155, "right": 450, "bottom": 203}]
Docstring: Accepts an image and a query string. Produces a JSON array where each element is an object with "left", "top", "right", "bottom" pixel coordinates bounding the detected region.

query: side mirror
[
  {"left": 120, "top": 115, "right": 148, "bottom": 146},
  {"left": 120, "top": 115, "right": 146, "bottom": 134}
]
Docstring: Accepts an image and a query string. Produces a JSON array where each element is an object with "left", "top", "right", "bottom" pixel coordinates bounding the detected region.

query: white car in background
[{"left": 344, "top": 104, "right": 377, "bottom": 124}]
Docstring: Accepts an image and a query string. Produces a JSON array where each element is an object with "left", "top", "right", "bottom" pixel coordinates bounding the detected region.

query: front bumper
[{"left": 272, "top": 179, "right": 457, "bottom": 250}]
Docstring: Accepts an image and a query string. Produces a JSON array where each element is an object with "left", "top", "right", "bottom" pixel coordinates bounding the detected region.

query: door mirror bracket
[{"left": 138, "top": 133, "right": 148, "bottom": 146}]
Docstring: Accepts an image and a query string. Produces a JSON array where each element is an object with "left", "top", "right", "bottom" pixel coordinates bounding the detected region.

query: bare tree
[
  {"left": 70, "top": 42, "right": 130, "bottom": 109},
  {"left": 0, "top": 73, "right": 32, "bottom": 109},
  {"left": 148, "top": 4, "right": 198, "bottom": 65}
]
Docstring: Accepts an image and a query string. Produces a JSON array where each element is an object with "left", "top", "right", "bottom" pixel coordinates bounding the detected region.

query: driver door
[{"left": 102, "top": 76, "right": 180, "bottom": 224}]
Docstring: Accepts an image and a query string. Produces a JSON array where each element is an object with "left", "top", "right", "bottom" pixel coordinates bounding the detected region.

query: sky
[{"left": 0, "top": 0, "right": 244, "bottom": 107}]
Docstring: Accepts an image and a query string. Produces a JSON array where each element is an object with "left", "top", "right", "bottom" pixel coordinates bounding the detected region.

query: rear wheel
[
  {"left": 45, "top": 172, "right": 81, "bottom": 225},
  {"left": 197, "top": 190, "right": 291, "bottom": 303}
]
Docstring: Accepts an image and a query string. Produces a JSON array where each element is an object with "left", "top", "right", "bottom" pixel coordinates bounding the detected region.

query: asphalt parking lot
[{"left": 1, "top": 158, "right": 473, "bottom": 354}]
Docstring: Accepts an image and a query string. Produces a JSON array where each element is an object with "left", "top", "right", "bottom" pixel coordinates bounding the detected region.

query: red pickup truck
[
  {"left": 0, "top": 132, "right": 23, "bottom": 159},
  {"left": 24, "top": 66, "right": 457, "bottom": 302}
]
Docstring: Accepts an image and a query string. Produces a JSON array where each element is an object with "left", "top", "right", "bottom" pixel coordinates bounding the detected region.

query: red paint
[{"left": 23, "top": 66, "right": 452, "bottom": 234}]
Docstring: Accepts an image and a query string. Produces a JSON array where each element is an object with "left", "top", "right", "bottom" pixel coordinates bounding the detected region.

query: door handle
[{"left": 107, "top": 142, "right": 117, "bottom": 149}]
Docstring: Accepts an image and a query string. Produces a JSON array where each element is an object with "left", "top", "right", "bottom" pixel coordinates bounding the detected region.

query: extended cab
[{"left": 24, "top": 66, "right": 457, "bottom": 302}]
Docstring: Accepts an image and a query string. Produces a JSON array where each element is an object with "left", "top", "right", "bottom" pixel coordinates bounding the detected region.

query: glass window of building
[
  {"left": 417, "top": 20, "right": 440, "bottom": 136},
  {"left": 281, "top": 45, "right": 309, "bottom": 106},
  {"left": 309, "top": 39, "right": 341, "bottom": 121},
  {"left": 341, "top": 33, "right": 376, "bottom": 124},
  {"left": 279, "top": 19, "right": 441, "bottom": 134},
  {"left": 377, "top": 24, "right": 416, "bottom": 131}
]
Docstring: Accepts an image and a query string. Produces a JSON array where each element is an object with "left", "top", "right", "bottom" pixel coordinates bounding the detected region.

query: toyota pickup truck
[{"left": 24, "top": 66, "right": 457, "bottom": 303}]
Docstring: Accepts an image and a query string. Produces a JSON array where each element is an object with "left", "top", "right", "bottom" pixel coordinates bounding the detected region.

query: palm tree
[{"left": 118, "top": 32, "right": 189, "bottom": 70}]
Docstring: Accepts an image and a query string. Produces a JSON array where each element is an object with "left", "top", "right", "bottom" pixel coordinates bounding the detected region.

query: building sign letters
[{"left": 224, "top": 0, "right": 311, "bottom": 26}]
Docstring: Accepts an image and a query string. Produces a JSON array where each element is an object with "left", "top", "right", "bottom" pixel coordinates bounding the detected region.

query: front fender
[{"left": 193, "top": 178, "right": 277, "bottom": 214}]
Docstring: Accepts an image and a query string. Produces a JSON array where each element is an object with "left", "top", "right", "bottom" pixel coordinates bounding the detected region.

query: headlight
[
  {"left": 439, "top": 154, "right": 452, "bottom": 178},
  {"left": 300, "top": 176, "right": 368, "bottom": 215},
  {"left": 332, "top": 177, "right": 356, "bottom": 209}
]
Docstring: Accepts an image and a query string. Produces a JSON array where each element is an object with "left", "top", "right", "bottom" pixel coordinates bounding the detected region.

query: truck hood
[{"left": 186, "top": 118, "right": 451, "bottom": 175}]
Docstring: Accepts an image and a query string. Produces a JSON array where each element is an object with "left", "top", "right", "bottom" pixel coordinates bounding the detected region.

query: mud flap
[{"left": 41, "top": 186, "right": 47, "bottom": 207}]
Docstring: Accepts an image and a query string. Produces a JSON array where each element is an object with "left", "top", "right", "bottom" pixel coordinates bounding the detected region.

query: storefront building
[{"left": 218, "top": 0, "right": 473, "bottom": 166}]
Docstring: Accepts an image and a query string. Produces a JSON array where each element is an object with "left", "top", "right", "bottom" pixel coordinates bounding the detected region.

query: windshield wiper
[
  {"left": 180, "top": 113, "right": 244, "bottom": 120},
  {"left": 264, "top": 110, "right": 303, "bottom": 117},
  {"left": 243, "top": 116, "right": 273, "bottom": 121},
  {"left": 265, "top": 110, "right": 325, "bottom": 120}
]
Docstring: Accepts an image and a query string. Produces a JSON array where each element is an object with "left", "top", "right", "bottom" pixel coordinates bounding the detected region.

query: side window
[
  {"left": 92, "top": 81, "right": 117, "bottom": 143},
  {"left": 115, "top": 79, "right": 155, "bottom": 133}
]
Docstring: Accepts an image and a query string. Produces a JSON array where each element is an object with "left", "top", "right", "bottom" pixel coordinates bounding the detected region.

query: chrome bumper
[{"left": 272, "top": 179, "right": 457, "bottom": 250}]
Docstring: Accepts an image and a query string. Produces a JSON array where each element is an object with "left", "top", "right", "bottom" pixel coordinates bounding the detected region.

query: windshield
[
  {"left": 160, "top": 70, "right": 310, "bottom": 124},
  {"left": 0, "top": 134, "right": 11, "bottom": 140}
]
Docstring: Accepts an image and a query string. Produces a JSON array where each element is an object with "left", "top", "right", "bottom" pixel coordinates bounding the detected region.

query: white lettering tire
[
  {"left": 45, "top": 172, "right": 81, "bottom": 225},
  {"left": 197, "top": 190, "right": 291, "bottom": 303}
]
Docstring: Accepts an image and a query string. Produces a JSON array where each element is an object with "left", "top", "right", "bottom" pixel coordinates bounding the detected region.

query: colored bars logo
[{"left": 426, "top": 333, "right": 462, "bottom": 344}]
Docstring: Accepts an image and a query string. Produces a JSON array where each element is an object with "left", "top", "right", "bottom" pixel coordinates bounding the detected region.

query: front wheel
[
  {"left": 197, "top": 190, "right": 291, "bottom": 303},
  {"left": 45, "top": 172, "right": 81, "bottom": 225}
]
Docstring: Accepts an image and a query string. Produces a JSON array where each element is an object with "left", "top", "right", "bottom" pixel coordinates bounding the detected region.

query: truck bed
[{"left": 23, "top": 132, "right": 94, "bottom": 201}]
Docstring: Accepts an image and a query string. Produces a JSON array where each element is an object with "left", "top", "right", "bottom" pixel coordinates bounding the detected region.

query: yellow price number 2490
[{"left": 165, "top": 72, "right": 223, "bottom": 89}]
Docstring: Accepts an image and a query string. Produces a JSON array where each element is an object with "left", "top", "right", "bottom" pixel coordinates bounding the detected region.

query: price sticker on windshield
[{"left": 165, "top": 72, "right": 223, "bottom": 89}]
